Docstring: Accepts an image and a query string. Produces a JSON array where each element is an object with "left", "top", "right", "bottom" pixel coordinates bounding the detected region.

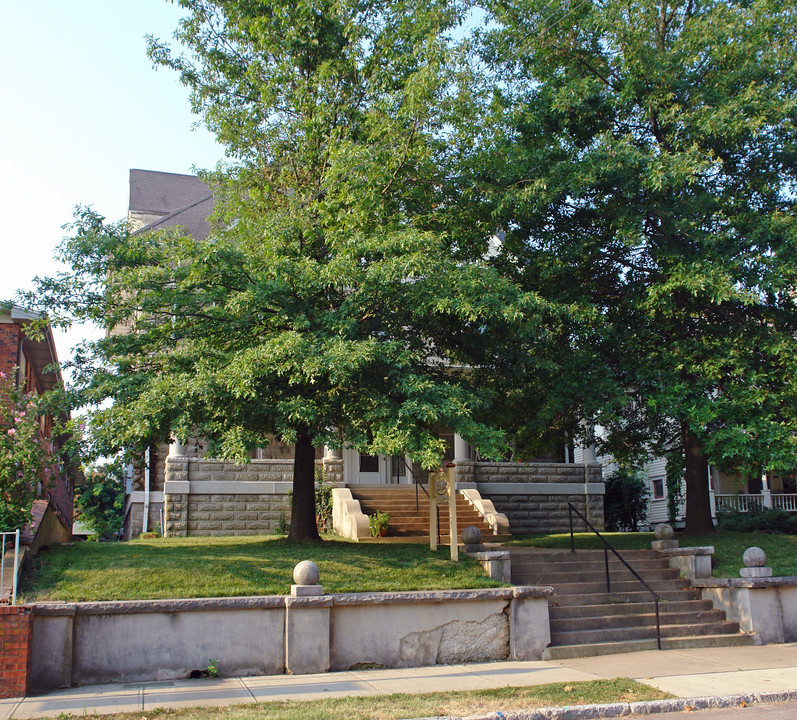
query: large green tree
[
  {"left": 476, "top": 0, "right": 797, "bottom": 531},
  {"left": 31, "top": 0, "right": 556, "bottom": 541}
]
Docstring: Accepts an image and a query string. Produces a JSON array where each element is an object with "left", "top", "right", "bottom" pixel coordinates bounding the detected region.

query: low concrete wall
[
  {"left": 461, "top": 462, "right": 604, "bottom": 534},
  {"left": 694, "top": 577, "right": 797, "bottom": 644},
  {"left": 30, "top": 587, "right": 552, "bottom": 690}
]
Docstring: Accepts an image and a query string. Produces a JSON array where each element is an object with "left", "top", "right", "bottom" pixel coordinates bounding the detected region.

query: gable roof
[
  {"left": 129, "top": 169, "right": 214, "bottom": 240},
  {"left": 129, "top": 169, "right": 211, "bottom": 215}
]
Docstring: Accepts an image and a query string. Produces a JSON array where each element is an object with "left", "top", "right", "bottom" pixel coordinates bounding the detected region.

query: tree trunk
[
  {"left": 682, "top": 422, "right": 714, "bottom": 534},
  {"left": 288, "top": 424, "right": 321, "bottom": 542}
]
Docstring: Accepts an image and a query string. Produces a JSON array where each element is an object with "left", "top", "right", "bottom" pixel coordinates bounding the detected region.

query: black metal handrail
[
  {"left": 567, "top": 503, "right": 662, "bottom": 650},
  {"left": 413, "top": 466, "right": 430, "bottom": 512}
]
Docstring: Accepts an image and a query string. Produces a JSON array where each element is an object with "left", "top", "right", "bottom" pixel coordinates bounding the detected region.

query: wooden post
[
  {"left": 447, "top": 463, "right": 458, "bottom": 562},
  {"left": 429, "top": 469, "right": 439, "bottom": 552}
]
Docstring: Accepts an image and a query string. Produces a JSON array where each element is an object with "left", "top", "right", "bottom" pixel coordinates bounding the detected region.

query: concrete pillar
[
  {"left": 453, "top": 434, "right": 471, "bottom": 463},
  {"left": 168, "top": 439, "right": 186, "bottom": 457},
  {"left": 324, "top": 444, "right": 342, "bottom": 460},
  {"left": 762, "top": 472, "right": 773, "bottom": 508},
  {"left": 284, "top": 597, "right": 332, "bottom": 674}
]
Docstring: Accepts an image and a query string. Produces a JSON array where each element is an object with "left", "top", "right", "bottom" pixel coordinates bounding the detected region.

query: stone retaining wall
[
  {"left": 30, "top": 587, "right": 553, "bottom": 689},
  {"left": 463, "top": 462, "right": 605, "bottom": 534}
]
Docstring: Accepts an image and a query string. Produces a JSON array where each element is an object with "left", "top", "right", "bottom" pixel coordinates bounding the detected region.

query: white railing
[
  {"left": 772, "top": 493, "right": 797, "bottom": 512},
  {"left": 0, "top": 529, "right": 20, "bottom": 605},
  {"left": 714, "top": 494, "right": 765, "bottom": 513},
  {"left": 714, "top": 493, "right": 797, "bottom": 514}
]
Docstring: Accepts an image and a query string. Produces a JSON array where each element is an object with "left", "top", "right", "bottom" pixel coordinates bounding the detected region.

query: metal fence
[{"left": 1, "top": 529, "right": 20, "bottom": 605}]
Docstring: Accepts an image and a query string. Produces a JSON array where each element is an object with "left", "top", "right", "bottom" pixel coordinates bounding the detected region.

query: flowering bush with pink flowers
[{"left": 0, "top": 370, "right": 52, "bottom": 530}]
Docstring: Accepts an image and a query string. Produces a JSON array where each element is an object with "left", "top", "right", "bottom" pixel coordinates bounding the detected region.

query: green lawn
[
  {"left": 19, "top": 535, "right": 502, "bottom": 602},
  {"left": 21, "top": 528, "right": 797, "bottom": 603},
  {"left": 42, "top": 679, "right": 670, "bottom": 720},
  {"left": 509, "top": 531, "right": 797, "bottom": 578}
]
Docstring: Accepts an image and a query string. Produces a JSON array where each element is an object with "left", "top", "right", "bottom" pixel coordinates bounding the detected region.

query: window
[{"left": 652, "top": 478, "right": 664, "bottom": 499}]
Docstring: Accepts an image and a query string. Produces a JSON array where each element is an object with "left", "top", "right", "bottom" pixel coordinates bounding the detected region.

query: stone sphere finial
[
  {"left": 654, "top": 523, "right": 674, "bottom": 541},
  {"left": 462, "top": 526, "right": 482, "bottom": 546},
  {"left": 743, "top": 547, "right": 767, "bottom": 568},
  {"left": 293, "top": 560, "right": 320, "bottom": 586}
]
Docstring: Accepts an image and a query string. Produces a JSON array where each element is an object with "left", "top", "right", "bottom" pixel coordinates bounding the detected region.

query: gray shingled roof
[
  {"left": 129, "top": 169, "right": 214, "bottom": 241},
  {"left": 141, "top": 195, "right": 215, "bottom": 241},
  {"left": 129, "top": 169, "right": 211, "bottom": 215}
]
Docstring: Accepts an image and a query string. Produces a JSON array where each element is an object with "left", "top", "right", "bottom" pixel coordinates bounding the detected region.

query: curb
[{"left": 406, "top": 690, "right": 797, "bottom": 719}]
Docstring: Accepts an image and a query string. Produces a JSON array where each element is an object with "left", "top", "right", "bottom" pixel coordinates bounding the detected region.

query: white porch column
[
  {"left": 453, "top": 434, "right": 471, "bottom": 463},
  {"left": 762, "top": 471, "right": 773, "bottom": 509},
  {"left": 708, "top": 465, "right": 717, "bottom": 519},
  {"left": 324, "top": 444, "right": 342, "bottom": 460},
  {"left": 579, "top": 421, "right": 597, "bottom": 463},
  {"left": 168, "top": 439, "right": 186, "bottom": 457}
]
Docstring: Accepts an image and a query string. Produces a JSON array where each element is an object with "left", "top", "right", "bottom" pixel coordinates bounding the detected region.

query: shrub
[
  {"left": 0, "top": 372, "right": 51, "bottom": 530},
  {"left": 604, "top": 469, "right": 649, "bottom": 532},
  {"left": 314, "top": 469, "right": 334, "bottom": 533},
  {"left": 716, "top": 506, "right": 797, "bottom": 534},
  {"left": 75, "top": 460, "right": 125, "bottom": 539}
]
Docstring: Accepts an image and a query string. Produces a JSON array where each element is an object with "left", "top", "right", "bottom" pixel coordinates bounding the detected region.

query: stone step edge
[{"left": 542, "top": 632, "right": 758, "bottom": 659}]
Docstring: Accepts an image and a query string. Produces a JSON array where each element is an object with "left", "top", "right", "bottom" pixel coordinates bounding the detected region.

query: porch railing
[
  {"left": 714, "top": 493, "right": 797, "bottom": 514},
  {"left": 1, "top": 529, "right": 21, "bottom": 605},
  {"left": 773, "top": 494, "right": 797, "bottom": 513},
  {"left": 714, "top": 494, "right": 765, "bottom": 513}
]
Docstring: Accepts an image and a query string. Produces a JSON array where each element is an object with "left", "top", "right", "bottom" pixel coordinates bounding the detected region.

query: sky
[{"left": 0, "top": 1, "right": 225, "bottom": 370}]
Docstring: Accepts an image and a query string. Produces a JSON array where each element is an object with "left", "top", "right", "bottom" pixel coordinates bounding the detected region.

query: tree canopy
[
  {"left": 475, "top": 0, "right": 797, "bottom": 531},
  {"left": 30, "top": 0, "right": 562, "bottom": 541},
  {"left": 25, "top": 0, "right": 797, "bottom": 540}
]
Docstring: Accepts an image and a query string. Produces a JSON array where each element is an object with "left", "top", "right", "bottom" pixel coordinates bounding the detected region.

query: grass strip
[
  {"left": 508, "top": 531, "right": 797, "bottom": 578},
  {"left": 41, "top": 679, "right": 671, "bottom": 720},
  {"left": 19, "top": 535, "right": 502, "bottom": 602}
]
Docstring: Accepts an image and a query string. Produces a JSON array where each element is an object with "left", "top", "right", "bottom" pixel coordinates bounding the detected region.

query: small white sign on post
[{"left": 446, "top": 463, "right": 458, "bottom": 561}]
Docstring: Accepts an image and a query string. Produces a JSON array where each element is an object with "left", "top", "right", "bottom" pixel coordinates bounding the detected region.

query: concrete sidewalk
[{"left": 2, "top": 644, "right": 796, "bottom": 719}]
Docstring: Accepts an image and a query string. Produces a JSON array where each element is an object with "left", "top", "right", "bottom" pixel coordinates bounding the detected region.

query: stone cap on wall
[
  {"left": 693, "top": 576, "right": 797, "bottom": 589},
  {"left": 657, "top": 546, "right": 714, "bottom": 557},
  {"left": 31, "top": 586, "right": 555, "bottom": 616}
]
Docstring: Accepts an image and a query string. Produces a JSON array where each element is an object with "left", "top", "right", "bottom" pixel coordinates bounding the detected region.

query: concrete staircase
[
  {"left": 348, "top": 486, "right": 511, "bottom": 542},
  {"left": 510, "top": 548, "right": 756, "bottom": 658}
]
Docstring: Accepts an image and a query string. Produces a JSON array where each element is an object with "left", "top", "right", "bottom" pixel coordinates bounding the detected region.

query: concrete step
[
  {"left": 510, "top": 546, "right": 754, "bottom": 659},
  {"left": 350, "top": 486, "right": 500, "bottom": 540},
  {"left": 510, "top": 556, "right": 671, "bottom": 572},
  {"left": 532, "top": 578, "right": 691, "bottom": 596},
  {"left": 513, "top": 568, "right": 681, "bottom": 586},
  {"left": 550, "top": 619, "right": 742, "bottom": 646},
  {"left": 543, "top": 632, "right": 758, "bottom": 660},
  {"left": 548, "top": 588, "right": 702, "bottom": 606},
  {"left": 550, "top": 609, "right": 727, "bottom": 633},
  {"left": 549, "top": 598, "right": 715, "bottom": 619},
  {"left": 510, "top": 548, "right": 662, "bottom": 561}
]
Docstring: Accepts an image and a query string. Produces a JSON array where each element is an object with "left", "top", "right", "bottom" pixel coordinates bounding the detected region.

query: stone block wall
[
  {"left": 488, "top": 493, "right": 604, "bottom": 534},
  {"left": 184, "top": 494, "right": 291, "bottom": 536},
  {"left": 163, "top": 457, "right": 340, "bottom": 537},
  {"left": 0, "top": 605, "right": 33, "bottom": 699},
  {"left": 468, "top": 462, "right": 604, "bottom": 534}
]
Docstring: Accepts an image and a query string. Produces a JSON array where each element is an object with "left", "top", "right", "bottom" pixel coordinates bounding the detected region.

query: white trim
[
  {"left": 476, "top": 482, "right": 605, "bottom": 495},
  {"left": 164, "top": 480, "right": 292, "bottom": 494},
  {"left": 127, "top": 491, "right": 165, "bottom": 504}
]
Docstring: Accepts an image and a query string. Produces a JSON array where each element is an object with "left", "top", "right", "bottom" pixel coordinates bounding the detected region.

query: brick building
[{"left": 0, "top": 305, "right": 76, "bottom": 541}]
